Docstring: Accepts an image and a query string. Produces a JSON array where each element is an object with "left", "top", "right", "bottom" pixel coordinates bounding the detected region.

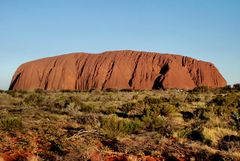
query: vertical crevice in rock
[
  {"left": 44, "top": 69, "right": 52, "bottom": 90},
  {"left": 152, "top": 75, "right": 164, "bottom": 89},
  {"left": 92, "top": 56, "right": 107, "bottom": 88},
  {"left": 44, "top": 59, "right": 57, "bottom": 90},
  {"left": 91, "top": 57, "right": 105, "bottom": 88},
  {"left": 150, "top": 54, "right": 157, "bottom": 79},
  {"left": 160, "top": 64, "right": 169, "bottom": 75},
  {"left": 9, "top": 73, "right": 22, "bottom": 90},
  {"left": 128, "top": 55, "right": 141, "bottom": 87},
  {"left": 75, "top": 56, "right": 88, "bottom": 89},
  {"left": 152, "top": 63, "right": 169, "bottom": 90},
  {"left": 182, "top": 56, "right": 187, "bottom": 66},
  {"left": 102, "top": 61, "right": 115, "bottom": 89}
]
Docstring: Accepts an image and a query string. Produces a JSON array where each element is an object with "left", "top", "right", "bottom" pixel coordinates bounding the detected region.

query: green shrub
[
  {"left": 185, "top": 94, "right": 200, "bottom": 103},
  {"left": 207, "top": 94, "right": 239, "bottom": 119},
  {"left": 193, "top": 108, "right": 209, "bottom": 121},
  {"left": 101, "top": 115, "right": 142, "bottom": 139},
  {"left": 143, "top": 103, "right": 176, "bottom": 117},
  {"left": 132, "top": 95, "right": 138, "bottom": 100},
  {"left": 24, "top": 93, "right": 45, "bottom": 106},
  {"left": 190, "top": 86, "right": 209, "bottom": 93},
  {"left": 184, "top": 128, "right": 211, "bottom": 145},
  {"left": 208, "top": 94, "right": 239, "bottom": 108},
  {"left": 35, "top": 88, "right": 46, "bottom": 93},
  {"left": 0, "top": 117, "right": 23, "bottom": 131},
  {"left": 142, "top": 114, "right": 167, "bottom": 131},
  {"left": 159, "top": 104, "right": 176, "bottom": 116},
  {"left": 100, "top": 106, "right": 117, "bottom": 114},
  {"left": 79, "top": 103, "right": 98, "bottom": 113},
  {"left": 231, "top": 110, "right": 240, "bottom": 130},
  {"left": 53, "top": 96, "right": 73, "bottom": 109},
  {"left": 74, "top": 114, "right": 100, "bottom": 127},
  {"left": 141, "top": 105, "right": 171, "bottom": 134},
  {"left": 64, "top": 102, "right": 79, "bottom": 115},
  {"left": 143, "top": 96, "right": 162, "bottom": 105},
  {"left": 121, "top": 102, "right": 136, "bottom": 113},
  {"left": 209, "top": 95, "right": 225, "bottom": 106},
  {"left": 52, "top": 95, "right": 84, "bottom": 110},
  {"left": 211, "top": 106, "right": 231, "bottom": 117}
]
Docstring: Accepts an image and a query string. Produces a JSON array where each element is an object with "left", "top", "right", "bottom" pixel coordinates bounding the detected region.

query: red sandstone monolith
[{"left": 9, "top": 50, "right": 227, "bottom": 90}]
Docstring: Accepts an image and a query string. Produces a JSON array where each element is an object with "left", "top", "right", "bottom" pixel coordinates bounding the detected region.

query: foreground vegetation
[{"left": 0, "top": 86, "right": 240, "bottom": 161}]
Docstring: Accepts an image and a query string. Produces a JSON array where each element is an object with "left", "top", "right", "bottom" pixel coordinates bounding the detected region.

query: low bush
[
  {"left": 193, "top": 107, "right": 209, "bottom": 121},
  {"left": 64, "top": 102, "right": 79, "bottom": 115},
  {"left": 0, "top": 117, "right": 23, "bottom": 131},
  {"left": 143, "top": 96, "right": 162, "bottom": 105},
  {"left": 187, "top": 130, "right": 205, "bottom": 142},
  {"left": 181, "top": 111, "right": 194, "bottom": 121},
  {"left": 208, "top": 93, "right": 239, "bottom": 108},
  {"left": 49, "top": 140, "right": 67, "bottom": 156},
  {"left": 231, "top": 110, "right": 240, "bottom": 130},
  {"left": 53, "top": 96, "right": 73, "bottom": 109},
  {"left": 184, "top": 123, "right": 212, "bottom": 145},
  {"left": 190, "top": 86, "right": 209, "bottom": 93},
  {"left": 142, "top": 114, "right": 167, "bottom": 131},
  {"left": 209, "top": 95, "right": 225, "bottom": 106},
  {"left": 218, "top": 135, "right": 240, "bottom": 151},
  {"left": 24, "top": 93, "right": 45, "bottom": 106},
  {"left": 74, "top": 114, "right": 100, "bottom": 127},
  {"left": 121, "top": 102, "right": 136, "bottom": 113},
  {"left": 143, "top": 103, "right": 176, "bottom": 117},
  {"left": 101, "top": 115, "right": 142, "bottom": 139},
  {"left": 100, "top": 106, "right": 118, "bottom": 114},
  {"left": 158, "top": 104, "right": 176, "bottom": 116},
  {"left": 185, "top": 94, "right": 200, "bottom": 103},
  {"left": 79, "top": 103, "right": 98, "bottom": 113}
]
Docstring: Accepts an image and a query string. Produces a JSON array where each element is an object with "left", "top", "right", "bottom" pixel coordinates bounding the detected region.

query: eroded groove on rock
[
  {"left": 128, "top": 54, "right": 142, "bottom": 87},
  {"left": 160, "top": 64, "right": 169, "bottom": 75},
  {"left": 102, "top": 61, "right": 116, "bottom": 89},
  {"left": 9, "top": 73, "right": 22, "bottom": 90}
]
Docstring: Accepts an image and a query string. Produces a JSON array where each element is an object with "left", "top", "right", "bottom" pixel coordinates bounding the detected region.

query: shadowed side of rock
[{"left": 9, "top": 50, "right": 227, "bottom": 90}]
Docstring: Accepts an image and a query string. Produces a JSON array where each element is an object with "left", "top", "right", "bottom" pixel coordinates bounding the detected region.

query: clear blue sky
[{"left": 0, "top": 0, "right": 239, "bottom": 90}]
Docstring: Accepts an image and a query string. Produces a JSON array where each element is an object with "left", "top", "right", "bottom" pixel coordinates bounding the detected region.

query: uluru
[{"left": 9, "top": 50, "right": 227, "bottom": 91}]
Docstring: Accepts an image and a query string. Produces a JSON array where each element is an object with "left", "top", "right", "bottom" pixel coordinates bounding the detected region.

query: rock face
[{"left": 9, "top": 50, "right": 227, "bottom": 90}]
